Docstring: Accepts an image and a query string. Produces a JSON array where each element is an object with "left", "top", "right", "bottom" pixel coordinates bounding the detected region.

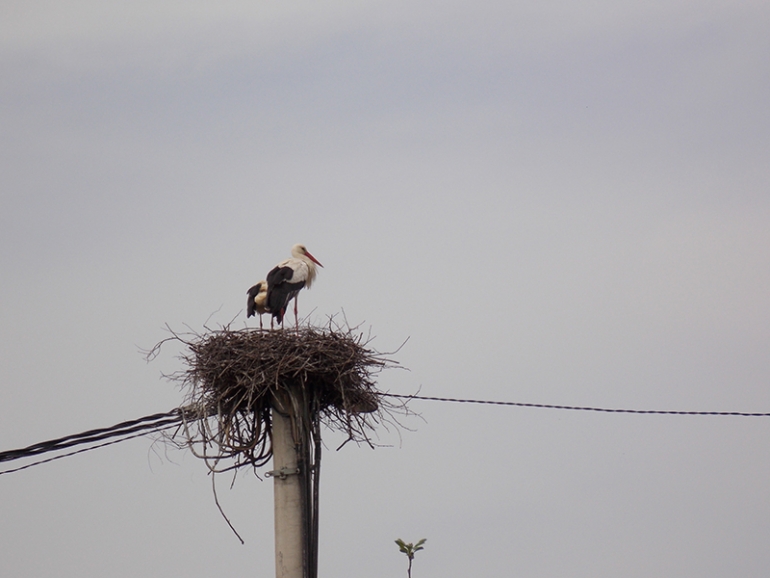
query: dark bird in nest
[
  {"left": 246, "top": 280, "right": 269, "bottom": 329},
  {"left": 267, "top": 244, "right": 323, "bottom": 329}
]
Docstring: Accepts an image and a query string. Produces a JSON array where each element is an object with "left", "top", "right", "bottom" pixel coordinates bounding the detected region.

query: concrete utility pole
[{"left": 270, "top": 405, "right": 304, "bottom": 578}]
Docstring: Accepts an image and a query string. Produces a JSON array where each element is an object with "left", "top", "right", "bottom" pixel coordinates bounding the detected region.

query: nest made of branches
[{"left": 155, "top": 321, "right": 406, "bottom": 474}]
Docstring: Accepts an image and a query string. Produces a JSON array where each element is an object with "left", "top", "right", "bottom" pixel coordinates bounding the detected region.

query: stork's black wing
[
  {"left": 266, "top": 266, "right": 305, "bottom": 323},
  {"left": 246, "top": 282, "right": 264, "bottom": 318}
]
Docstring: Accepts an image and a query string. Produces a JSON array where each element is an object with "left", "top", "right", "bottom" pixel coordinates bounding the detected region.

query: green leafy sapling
[{"left": 395, "top": 538, "right": 426, "bottom": 578}]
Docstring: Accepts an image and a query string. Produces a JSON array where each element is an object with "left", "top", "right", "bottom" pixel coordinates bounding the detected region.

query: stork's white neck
[{"left": 303, "top": 258, "right": 317, "bottom": 288}]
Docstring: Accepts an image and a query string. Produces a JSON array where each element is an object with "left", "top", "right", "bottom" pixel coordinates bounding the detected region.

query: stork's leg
[
  {"left": 259, "top": 315, "right": 263, "bottom": 330},
  {"left": 294, "top": 296, "right": 299, "bottom": 331}
]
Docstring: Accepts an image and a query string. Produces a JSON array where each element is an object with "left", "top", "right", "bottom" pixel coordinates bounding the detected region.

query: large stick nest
[{"left": 155, "top": 321, "right": 405, "bottom": 473}]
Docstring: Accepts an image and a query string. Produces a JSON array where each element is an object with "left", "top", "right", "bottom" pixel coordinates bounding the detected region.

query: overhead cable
[
  {"left": 3, "top": 394, "right": 770, "bottom": 476},
  {"left": 0, "top": 408, "right": 189, "bottom": 475},
  {"left": 380, "top": 393, "right": 770, "bottom": 416}
]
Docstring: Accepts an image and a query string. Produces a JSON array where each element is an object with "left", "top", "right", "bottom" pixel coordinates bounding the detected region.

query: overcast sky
[{"left": 2, "top": 1, "right": 770, "bottom": 576}]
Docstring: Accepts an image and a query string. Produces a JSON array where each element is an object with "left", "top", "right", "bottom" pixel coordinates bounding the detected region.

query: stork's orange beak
[{"left": 305, "top": 251, "right": 323, "bottom": 267}]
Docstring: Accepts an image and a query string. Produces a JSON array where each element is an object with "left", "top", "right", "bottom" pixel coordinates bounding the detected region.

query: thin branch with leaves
[{"left": 395, "top": 538, "right": 426, "bottom": 578}]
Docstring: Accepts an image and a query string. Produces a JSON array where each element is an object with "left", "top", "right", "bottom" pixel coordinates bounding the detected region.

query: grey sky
[{"left": 2, "top": 1, "right": 769, "bottom": 576}]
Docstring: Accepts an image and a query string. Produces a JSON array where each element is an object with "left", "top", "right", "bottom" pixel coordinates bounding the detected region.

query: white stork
[
  {"left": 246, "top": 280, "right": 269, "bottom": 329},
  {"left": 266, "top": 244, "right": 323, "bottom": 329}
]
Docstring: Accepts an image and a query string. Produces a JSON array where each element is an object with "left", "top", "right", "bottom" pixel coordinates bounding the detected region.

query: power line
[
  {"left": 0, "top": 428, "right": 174, "bottom": 476},
  {"left": 0, "top": 409, "right": 188, "bottom": 475},
  {"left": 0, "top": 409, "right": 184, "bottom": 464},
  {"left": 380, "top": 393, "right": 770, "bottom": 416},
  {"left": 3, "top": 394, "right": 770, "bottom": 475}
]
